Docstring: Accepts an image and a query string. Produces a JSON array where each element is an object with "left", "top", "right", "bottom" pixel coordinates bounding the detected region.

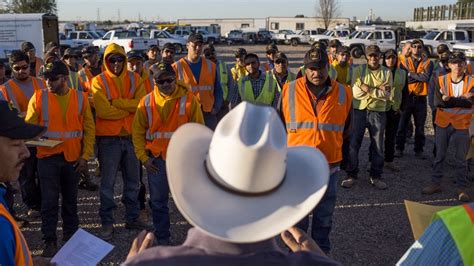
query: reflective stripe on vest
[
  {"left": 41, "top": 91, "right": 84, "bottom": 139},
  {"left": 99, "top": 74, "right": 112, "bottom": 100},
  {"left": 144, "top": 94, "right": 188, "bottom": 140},
  {"left": 219, "top": 61, "right": 229, "bottom": 99},
  {"left": 99, "top": 72, "right": 136, "bottom": 100},
  {"left": 287, "top": 81, "right": 346, "bottom": 132},
  {"left": 79, "top": 70, "right": 88, "bottom": 82},
  {"left": 440, "top": 75, "right": 473, "bottom": 115},
  {"left": 434, "top": 203, "right": 474, "bottom": 265},
  {"left": 176, "top": 60, "right": 184, "bottom": 81},
  {"left": 68, "top": 72, "right": 80, "bottom": 91},
  {"left": 177, "top": 59, "right": 214, "bottom": 93},
  {"left": 3, "top": 82, "right": 20, "bottom": 110}
]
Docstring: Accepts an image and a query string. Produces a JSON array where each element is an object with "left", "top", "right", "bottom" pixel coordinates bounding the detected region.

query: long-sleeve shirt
[
  {"left": 132, "top": 81, "right": 204, "bottom": 163},
  {"left": 0, "top": 185, "right": 15, "bottom": 266},
  {"left": 433, "top": 74, "right": 472, "bottom": 109},
  {"left": 184, "top": 57, "right": 223, "bottom": 113},
  {"left": 352, "top": 64, "right": 392, "bottom": 112},
  {"left": 25, "top": 89, "right": 96, "bottom": 160},
  {"left": 228, "top": 70, "right": 279, "bottom": 109},
  {"left": 401, "top": 56, "right": 434, "bottom": 84}
]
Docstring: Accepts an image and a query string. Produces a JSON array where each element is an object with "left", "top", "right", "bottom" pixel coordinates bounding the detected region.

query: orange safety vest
[
  {"left": 0, "top": 204, "right": 33, "bottom": 266},
  {"left": 282, "top": 78, "right": 352, "bottom": 163},
  {"left": 173, "top": 57, "right": 216, "bottom": 112},
  {"left": 140, "top": 90, "right": 193, "bottom": 159},
  {"left": 402, "top": 56, "right": 431, "bottom": 96},
  {"left": 435, "top": 73, "right": 474, "bottom": 130},
  {"left": 95, "top": 71, "right": 140, "bottom": 136},
  {"left": 142, "top": 72, "right": 154, "bottom": 94},
  {"left": 78, "top": 65, "right": 105, "bottom": 92},
  {"left": 0, "top": 78, "right": 45, "bottom": 113},
  {"left": 35, "top": 89, "right": 86, "bottom": 162}
]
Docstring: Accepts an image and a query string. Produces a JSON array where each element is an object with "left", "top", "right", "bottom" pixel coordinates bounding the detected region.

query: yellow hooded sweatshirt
[{"left": 91, "top": 43, "right": 145, "bottom": 136}]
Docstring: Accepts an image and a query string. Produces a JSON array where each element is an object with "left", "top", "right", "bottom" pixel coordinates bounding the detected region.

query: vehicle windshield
[
  {"left": 116, "top": 31, "right": 137, "bottom": 38},
  {"left": 423, "top": 31, "right": 440, "bottom": 40},
  {"left": 323, "top": 30, "right": 333, "bottom": 36},
  {"left": 360, "top": 31, "right": 371, "bottom": 39},
  {"left": 349, "top": 31, "right": 359, "bottom": 38},
  {"left": 89, "top": 32, "right": 101, "bottom": 38},
  {"left": 281, "top": 30, "right": 295, "bottom": 34}
]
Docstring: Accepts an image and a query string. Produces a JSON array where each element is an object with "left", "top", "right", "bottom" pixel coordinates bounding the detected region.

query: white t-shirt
[{"left": 451, "top": 80, "right": 464, "bottom": 97}]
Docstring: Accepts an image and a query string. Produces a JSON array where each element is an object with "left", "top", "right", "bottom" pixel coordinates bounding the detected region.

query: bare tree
[
  {"left": 7, "top": 0, "right": 57, "bottom": 14},
  {"left": 316, "top": 0, "right": 340, "bottom": 29}
]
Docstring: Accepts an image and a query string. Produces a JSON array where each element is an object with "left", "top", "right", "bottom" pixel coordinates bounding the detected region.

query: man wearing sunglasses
[
  {"left": 21, "top": 41, "right": 44, "bottom": 77},
  {"left": 25, "top": 60, "right": 95, "bottom": 257},
  {"left": 228, "top": 53, "right": 278, "bottom": 109},
  {"left": 342, "top": 45, "right": 392, "bottom": 190},
  {"left": 91, "top": 43, "right": 148, "bottom": 241},
  {"left": 271, "top": 52, "right": 296, "bottom": 92},
  {"left": 62, "top": 48, "right": 86, "bottom": 92},
  {"left": 132, "top": 62, "right": 203, "bottom": 245},
  {"left": 396, "top": 39, "right": 434, "bottom": 159},
  {"left": 0, "top": 51, "right": 46, "bottom": 220},
  {"left": 261, "top": 43, "right": 278, "bottom": 72},
  {"left": 78, "top": 46, "right": 104, "bottom": 92},
  {"left": 172, "top": 33, "right": 223, "bottom": 130}
]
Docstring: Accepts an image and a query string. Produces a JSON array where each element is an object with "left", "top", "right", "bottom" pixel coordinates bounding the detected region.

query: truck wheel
[
  {"left": 174, "top": 44, "right": 183, "bottom": 54},
  {"left": 351, "top": 46, "right": 363, "bottom": 59},
  {"left": 291, "top": 38, "right": 299, "bottom": 46}
]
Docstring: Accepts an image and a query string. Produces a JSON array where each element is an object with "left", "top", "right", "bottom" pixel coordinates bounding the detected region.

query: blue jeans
[
  {"left": 347, "top": 109, "right": 386, "bottom": 179},
  {"left": 396, "top": 95, "right": 427, "bottom": 153},
  {"left": 98, "top": 136, "right": 140, "bottom": 225},
  {"left": 37, "top": 154, "right": 79, "bottom": 242},
  {"left": 432, "top": 125, "right": 469, "bottom": 187},
  {"left": 147, "top": 156, "right": 171, "bottom": 240},
  {"left": 296, "top": 169, "right": 339, "bottom": 253},
  {"left": 203, "top": 112, "right": 217, "bottom": 130}
]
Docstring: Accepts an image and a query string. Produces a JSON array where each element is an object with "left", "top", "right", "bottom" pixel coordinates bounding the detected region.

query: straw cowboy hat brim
[{"left": 166, "top": 123, "right": 329, "bottom": 243}]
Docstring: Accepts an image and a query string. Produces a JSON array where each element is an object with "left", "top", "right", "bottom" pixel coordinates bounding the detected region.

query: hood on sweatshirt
[{"left": 103, "top": 43, "right": 127, "bottom": 78}]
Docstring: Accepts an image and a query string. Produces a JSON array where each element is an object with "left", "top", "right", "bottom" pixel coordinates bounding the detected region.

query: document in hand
[{"left": 51, "top": 228, "right": 114, "bottom": 265}]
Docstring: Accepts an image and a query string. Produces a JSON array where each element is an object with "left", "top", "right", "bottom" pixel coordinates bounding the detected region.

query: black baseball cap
[
  {"left": 188, "top": 33, "right": 204, "bottom": 44},
  {"left": 0, "top": 100, "right": 46, "bottom": 140},
  {"left": 311, "top": 41, "right": 327, "bottom": 51},
  {"left": 266, "top": 43, "right": 278, "bottom": 54},
  {"left": 21, "top": 42, "right": 35, "bottom": 52},
  {"left": 126, "top": 50, "right": 144, "bottom": 61},
  {"left": 81, "top": 46, "right": 98, "bottom": 57},
  {"left": 304, "top": 48, "right": 329, "bottom": 69},
  {"left": 411, "top": 39, "right": 424, "bottom": 46},
  {"left": 234, "top": 48, "right": 247, "bottom": 58},
  {"left": 437, "top": 44, "right": 450, "bottom": 54},
  {"left": 148, "top": 44, "right": 160, "bottom": 52},
  {"left": 42, "top": 61, "right": 69, "bottom": 79},
  {"left": 448, "top": 51, "right": 466, "bottom": 63},
  {"left": 162, "top": 43, "right": 176, "bottom": 52},
  {"left": 383, "top": 49, "right": 397, "bottom": 58},
  {"left": 365, "top": 45, "right": 381, "bottom": 56},
  {"left": 151, "top": 62, "right": 176, "bottom": 80}
]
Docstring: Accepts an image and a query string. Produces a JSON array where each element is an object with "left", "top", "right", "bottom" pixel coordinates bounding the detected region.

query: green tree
[{"left": 8, "top": 0, "right": 57, "bottom": 14}]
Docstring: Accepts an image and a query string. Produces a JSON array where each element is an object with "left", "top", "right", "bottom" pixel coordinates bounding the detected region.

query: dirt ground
[{"left": 13, "top": 44, "right": 474, "bottom": 265}]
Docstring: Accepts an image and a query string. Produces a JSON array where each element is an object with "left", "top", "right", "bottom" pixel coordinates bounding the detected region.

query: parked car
[
  {"left": 342, "top": 29, "right": 397, "bottom": 58},
  {"left": 271, "top": 30, "right": 295, "bottom": 44},
  {"left": 149, "top": 30, "right": 186, "bottom": 54},
  {"left": 453, "top": 42, "right": 474, "bottom": 62},
  {"left": 400, "top": 30, "right": 471, "bottom": 56},
  {"left": 92, "top": 30, "right": 152, "bottom": 53},
  {"left": 309, "top": 29, "right": 351, "bottom": 45},
  {"left": 226, "top": 30, "right": 244, "bottom": 45}
]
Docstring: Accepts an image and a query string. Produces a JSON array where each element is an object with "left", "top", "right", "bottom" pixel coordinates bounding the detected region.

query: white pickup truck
[
  {"left": 92, "top": 30, "right": 154, "bottom": 53},
  {"left": 453, "top": 43, "right": 474, "bottom": 63},
  {"left": 341, "top": 29, "right": 397, "bottom": 58},
  {"left": 173, "top": 29, "right": 220, "bottom": 44},
  {"left": 400, "top": 30, "right": 471, "bottom": 56},
  {"left": 309, "top": 29, "right": 351, "bottom": 45},
  {"left": 148, "top": 30, "right": 187, "bottom": 54}
]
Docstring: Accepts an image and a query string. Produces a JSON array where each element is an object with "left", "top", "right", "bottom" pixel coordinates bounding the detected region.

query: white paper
[{"left": 51, "top": 228, "right": 114, "bottom": 266}]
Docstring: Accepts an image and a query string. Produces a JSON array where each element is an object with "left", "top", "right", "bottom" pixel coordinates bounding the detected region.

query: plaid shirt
[{"left": 228, "top": 71, "right": 279, "bottom": 109}]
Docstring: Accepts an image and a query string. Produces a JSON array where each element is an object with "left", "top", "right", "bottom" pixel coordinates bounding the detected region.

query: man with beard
[
  {"left": 132, "top": 62, "right": 203, "bottom": 245},
  {"left": 21, "top": 42, "right": 44, "bottom": 77},
  {"left": 78, "top": 46, "right": 104, "bottom": 92},
  {"left": 25, "top": 61, "right": 95, "bottom": 257},
  {"left": 0, "top": 51, "right": 46, "bottom": 219}
]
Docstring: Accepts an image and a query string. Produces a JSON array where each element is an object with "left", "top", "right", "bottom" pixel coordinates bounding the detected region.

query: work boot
[
  {"left": 340, "top": 176, "right": 356, "bottom": 188},
  {"left": 457, "top": 190, "right": 471, "bottom": 202},
  {"left": 100, "top": 224, "right": 114, "bottom": 241},
  {"left": 384, "top": 162, "right": 400, "bottom": 172},
  {"left": 125, "top": 219, "right": 151, "bottom": 230},
  {"left": 79, "top": 172, "right": 98, "bottom": 191},
  {"left": 394, "top": 150, "right": 404, "bottom": 158},
  {"left": 422, "top": 183, "right": 442, "bottom": 195},
  {"left": 41, "top": 241, "right": 58, "bottom": 258},
  {"left": 369, "top": 177, "right": 388, "bottom": 190}
]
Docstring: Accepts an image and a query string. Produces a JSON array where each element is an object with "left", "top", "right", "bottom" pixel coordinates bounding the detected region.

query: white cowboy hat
[{"left": 166, "top": 102, "right": 329, "bottom": 243}]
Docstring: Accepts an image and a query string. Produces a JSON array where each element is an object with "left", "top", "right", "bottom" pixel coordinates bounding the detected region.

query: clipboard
[{"left": 26, "top": 139, "right": 63, "bottom": 148}]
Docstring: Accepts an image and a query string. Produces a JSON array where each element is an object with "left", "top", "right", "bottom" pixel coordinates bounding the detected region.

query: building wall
[
  {"left": 177, "top": 17, "right": 350, "bottom": 35},
  {"left": 406, "top": 19, "right": 474, "bottom": 29}
]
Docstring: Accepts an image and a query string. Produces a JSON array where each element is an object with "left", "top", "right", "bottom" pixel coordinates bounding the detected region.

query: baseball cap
[
  {"left": 266, "top": 43, "right": 278, "bottom": 54},
  {"left": 42, "top": 61, "right": 69, "bottom": 80},
  {"left": 21, "top": 42, "right": 35, "bottom": 52},
  {"left": 437, "top": 44, "right": 449, "bottom": 55},
  {"left": 126, "top": 50, "right": 144, "bottom": 61},
  {"left": 81, "top": 46, "right": 98, "bottom": 57},
  {"left": 274, "top": 52, "right": 288, "bottom": 61},
  {"left": 0, "top": 100, "right": 46, "bottom": 140},
  {"left": 148, "top": 44, "right": 160, "bottom": 52},
  {"left": 188, "top": 32, "right": 204, "bottom": 44},
  {"left": 411, "top": 39, "right": 424, "bottom": 46},
  {"left": 329, "top": 39, "right": 342, "bottom": 47},
  {"left": 45, "top": 42, "right": 59, "bottom": 54},
  {"left": 311, "top": 41, "right": 327, "bottom": 51},
  {"left": 234, "top": 48, "right": 247, "bottom": 58},
  {"left": 365, "top": 45, "right": 381, "bottom": 56},
  {"left": 62, "top": 48, "right": 78, "bottom": 59},
  {"left": 337, "top": 46, "right": 350, "bottom": 55},
  {"left": 304, "top": 48, "right": 329, "bottom": 69},
  {"left": 162, "top": 43, "right": 176, "bottom": 52},
  {"left": 448, "top": 51, "right": 466, "bottom": 63},
  {"left": 151, "top": 62, "right": 176, "bottom": 80},
  {"left": 383, "top": 49, "right": 397, "bottom": 58}
]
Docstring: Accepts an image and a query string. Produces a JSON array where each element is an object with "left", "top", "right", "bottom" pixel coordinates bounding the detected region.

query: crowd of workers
[{"left": 0, "top": 31, "right": 472, "bottom": 265}]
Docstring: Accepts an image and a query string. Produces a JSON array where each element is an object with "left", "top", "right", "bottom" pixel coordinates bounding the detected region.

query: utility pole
[
  {"left": 117, "top": 8, "right": 121, "bottom": 23},
  {"left": 96, "top": 8, "right": 100, "bottom": 22}
]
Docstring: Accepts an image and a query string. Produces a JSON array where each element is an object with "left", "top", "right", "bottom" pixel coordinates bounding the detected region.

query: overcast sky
[{"left": 57, "top": 0, "right": 456, "bottom": 22}]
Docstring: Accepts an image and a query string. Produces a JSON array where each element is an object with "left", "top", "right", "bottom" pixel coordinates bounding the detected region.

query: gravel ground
[{"left": 13, "top": 44, "right": 474, "bottom": 265}]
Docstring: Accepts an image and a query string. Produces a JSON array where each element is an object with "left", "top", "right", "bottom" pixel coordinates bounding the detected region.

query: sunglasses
[
  {"left": 12, "top": 65, "right": 29, "bottom": 72},
  {"left": 155, "top": 78, "right": 175, "bottom": 85},
  {"left": 108, "top": 56, "right": 125, "bottom": 64},
  {"left": 275, "top": 59, "right": 287, "bottom": 65},
  {"left": 411, "top": 45, "right": 423, "bottom": 49}
]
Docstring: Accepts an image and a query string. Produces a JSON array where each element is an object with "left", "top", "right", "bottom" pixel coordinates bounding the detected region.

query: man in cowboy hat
[{"left": 124, "top": 102, "right": 340, "bottom": 265}]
